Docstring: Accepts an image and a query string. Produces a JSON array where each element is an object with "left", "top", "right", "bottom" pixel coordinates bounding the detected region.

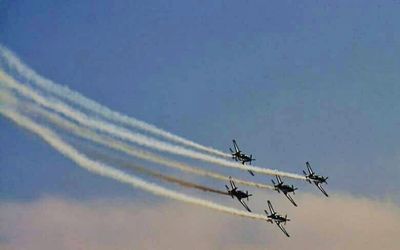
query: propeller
[
  {"left": 292, "top": 185, "right": 297, "bottom": 194},
  {"left": 284, "top": 215, "right": 287, "bottom": 225},
  {"left": 246, "top": 191, "right": 253, "bottom": 201},
  {"left": 250, "top": 155, "right": 253, "bottom": 164}
]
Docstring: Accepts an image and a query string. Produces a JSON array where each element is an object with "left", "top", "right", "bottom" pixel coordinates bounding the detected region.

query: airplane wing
[
  {"left": 284, "top": 193, "right": 298, "bottom": 207},
  {"left": 306, "top": 162, "right": 314, "bottom": 175},
  {"left": 315, "top": 182, "right": 329, "bottom": 197},
  {"left": 276, "top": 222, "right": 290, "bottom": 237},
  {"left": 239, "top": 199, "right": 252, "bottom": 212},
  {"left": 267, "top": 200, "right": 276, "bottom": 214},
  {"left": 232, "top": 140, "right": 240, "bottom": 152}
]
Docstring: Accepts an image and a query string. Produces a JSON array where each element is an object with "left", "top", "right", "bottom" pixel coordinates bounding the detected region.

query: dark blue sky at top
[{"left": 1, "top": 1, "right": 400, "bottom": 202}]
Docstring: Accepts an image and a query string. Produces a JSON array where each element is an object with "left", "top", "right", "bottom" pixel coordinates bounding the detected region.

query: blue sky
[{"left": 1, "top": 0, "right": 400, "bottom": 203}]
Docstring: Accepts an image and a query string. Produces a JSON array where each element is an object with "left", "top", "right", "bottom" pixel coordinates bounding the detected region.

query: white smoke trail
[
  {"left": 84, "top": 149, "right": 230, "bottom": 196},
  {"left": 0, "top": 70, "right": 305, "bottom": 180},
  {"left": 28, "top": 104, "right": 274, "bottom": 190},
  {"left": 0, "top": 45, "right": 230, "bottom": 158},
  {"left": 0, "top": 107, "right": 269, "bottom": 221}
]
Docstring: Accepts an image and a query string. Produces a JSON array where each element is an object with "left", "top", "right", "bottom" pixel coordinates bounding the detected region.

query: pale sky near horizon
[{"left": 1, "top": 0, "right": 400, "bottom": 205}]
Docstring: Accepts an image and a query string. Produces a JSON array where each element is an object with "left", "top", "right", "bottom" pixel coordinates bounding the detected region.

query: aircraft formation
[
  {"left": 227, "top": 140, "right": 329, "bottom": 237},
  {"left": 0, "top": 45, "right": 329, "bottom": 239}
]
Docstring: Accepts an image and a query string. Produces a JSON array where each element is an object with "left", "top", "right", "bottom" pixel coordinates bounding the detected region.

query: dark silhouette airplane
[
  {"left": 303, "top": 162, "right": 329, "bottom": 197},
  {"left": 264, "top": 200, "right": 290, "bottom": 237},
  {"left": 229, "top": 139, "right": 256, "bottom": 176},
  {"left": 225, "top": 177, "right": 252, "bottom": 212},
  {"left": 271, "top": 175, "right": 298, "bottom": 207}
]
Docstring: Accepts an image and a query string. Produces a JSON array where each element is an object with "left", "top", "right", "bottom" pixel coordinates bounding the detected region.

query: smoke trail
[
  {"left": 27, "top": 104, "right": 274, "bottom": 190},
  {"left": 0, "top": 45, "right": 230, "bottom": 158},
  {"left": 0, "top": 71, "right": 305, "bottom": 180},
  {"left": 84, "top": 148, "right": 229, "bottom": 195},
  {"left": 0, "top": 87, "right": 17, "bottom": 107},
  {"left": 0, "top": 107, "right": 269, "bottom": 221}
]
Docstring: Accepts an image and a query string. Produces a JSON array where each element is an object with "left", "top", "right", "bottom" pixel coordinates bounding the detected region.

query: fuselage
[
  {"left": 230, "top": 190, "right": 249, "bottom": 200},
  {"left": 276, "top": 184, "right": 295, "bottom": 193},
  {"left": 308, "top": 174, "right": 327, "bottom": 183},
  {"left": 268, "top": 214, "right": 288, "bottom": 223},
  {"left": 233, "top": 153, "right": 252, "bottom": 163}
]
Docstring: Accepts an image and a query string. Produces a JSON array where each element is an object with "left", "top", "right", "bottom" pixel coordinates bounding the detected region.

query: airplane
[
  {"left": 271, "top": 175, "right": 298, "bottom": 207},
  {"left": 225, "top": 177, "right": 252, "bottom": 212},
  {"left": 264, "top": 200, "right": 290, "bottom": 237},
  {"left": 229, "top": 139, "right": 256, "bottom": 176},
  {"left": 303, "top": 161, "right": 329, "bottom": 197}
]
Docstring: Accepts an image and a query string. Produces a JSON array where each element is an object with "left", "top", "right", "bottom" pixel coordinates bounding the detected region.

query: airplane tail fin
[
  {"left": 264, "top": 210, "right": 273, "bottom": 223},
  {"left": 225, "top": 185, "right": 233, "bottom": 199},
  {"left": 303, "top": 170, "right": 311, "bottom": 183}
]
